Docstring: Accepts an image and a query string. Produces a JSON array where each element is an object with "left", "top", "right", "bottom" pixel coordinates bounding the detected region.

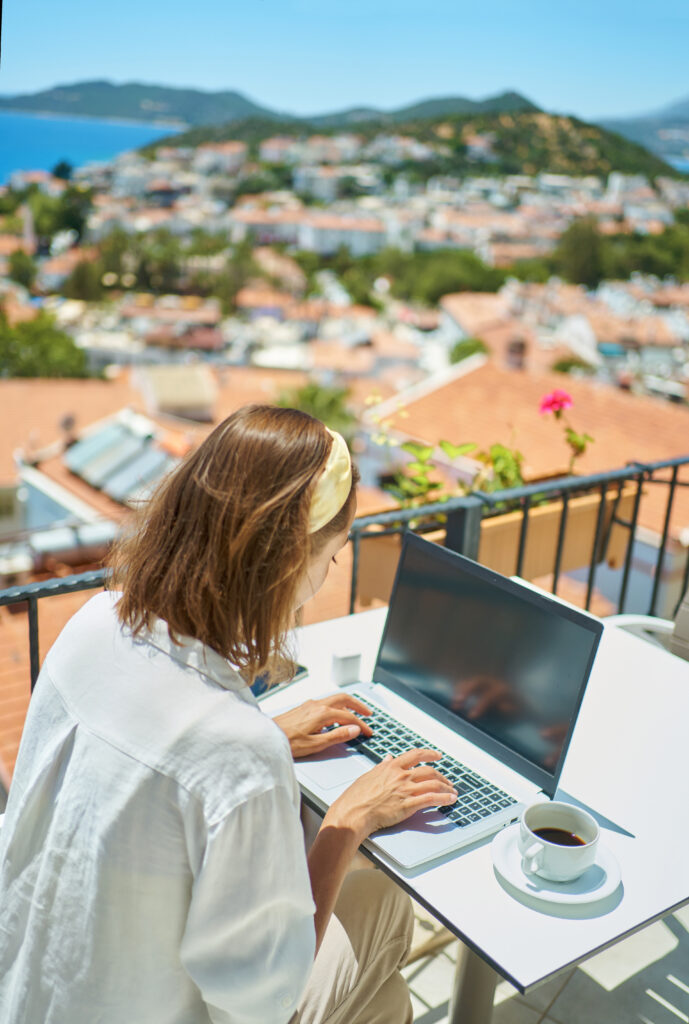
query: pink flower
[{"left": 539, "top": 389, "right": 573, "bottom": 415}]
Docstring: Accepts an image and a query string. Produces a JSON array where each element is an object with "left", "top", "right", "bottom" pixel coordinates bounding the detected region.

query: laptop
[{"left": 296, "top": 533, "right": 603, "bottom": 870}]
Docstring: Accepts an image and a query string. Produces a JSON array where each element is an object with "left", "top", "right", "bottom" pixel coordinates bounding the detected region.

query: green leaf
[
  {"left": 400, "top": 441, "right": 434, "bottom": 462},
  {"left": 439, "top": 440, "right": 477, "bottom": 459}
]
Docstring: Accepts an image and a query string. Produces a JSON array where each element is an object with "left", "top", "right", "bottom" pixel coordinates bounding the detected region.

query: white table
[{"left": 262, "top": 608, "right": 689, "bottom": 1022}]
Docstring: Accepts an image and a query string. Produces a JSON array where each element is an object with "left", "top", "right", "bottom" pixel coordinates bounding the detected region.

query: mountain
[
  {"left": 599, "top": 94, "right": 689, "bottom": 167},
  {"left": 0, "top": 80, "right": 290, "bottom": 127},
  {"left": 309, "top": 91, "right": 539, "bottom": 127},
  {"left": 0, "top": 80, "right": 536, "bottom": 128}
]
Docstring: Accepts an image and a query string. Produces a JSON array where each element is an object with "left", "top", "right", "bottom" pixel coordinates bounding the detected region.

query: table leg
[{"left": 449, "top": 943, "right": 499, "bottom": 1024}]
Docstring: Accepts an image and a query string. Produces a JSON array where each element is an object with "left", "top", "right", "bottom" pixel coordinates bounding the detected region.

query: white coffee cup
[
  {"left": 517, "top": 801, "right": 600, "bottom": 882},
  {"left": 332, "top": 648, "right": 362, "bottom": 686}
]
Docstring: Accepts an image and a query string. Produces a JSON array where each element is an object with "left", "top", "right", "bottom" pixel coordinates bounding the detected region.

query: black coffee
[{"left": 533, "top": 827, "right": 586, "bottom": 847}]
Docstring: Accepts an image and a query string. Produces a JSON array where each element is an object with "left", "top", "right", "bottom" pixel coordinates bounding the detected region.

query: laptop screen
[{"left": 374, "top": 534, "right": 602, "bottom": 793}]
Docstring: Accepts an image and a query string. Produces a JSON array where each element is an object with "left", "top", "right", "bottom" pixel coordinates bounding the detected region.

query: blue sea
[{"left": 0, "top": 111, "right": 182, "bottom": 184}]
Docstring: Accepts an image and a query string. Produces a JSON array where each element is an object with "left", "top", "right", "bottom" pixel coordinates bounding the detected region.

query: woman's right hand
[{"left": 323, "top": 749, "right": 458, "bottom": 843}]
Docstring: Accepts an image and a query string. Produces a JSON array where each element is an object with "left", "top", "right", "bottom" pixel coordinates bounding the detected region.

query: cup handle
[{"left": 521, "top": 841, "right": 544, "bottom": 875}]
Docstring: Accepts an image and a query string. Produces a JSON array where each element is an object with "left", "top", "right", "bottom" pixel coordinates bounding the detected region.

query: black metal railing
[
  {"left": 348, "top": 455, "right": 689, "bottom": 616},
  {"left": 1, "top": 455, "right": 688, "bottom": 693},
  {"left": 0, "top": 571, "right": 107, "bottom": 691}
]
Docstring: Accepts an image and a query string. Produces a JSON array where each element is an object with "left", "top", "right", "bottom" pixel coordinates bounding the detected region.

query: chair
[{"left": 605, "top": 589, "right": 689, "bottom": 662}]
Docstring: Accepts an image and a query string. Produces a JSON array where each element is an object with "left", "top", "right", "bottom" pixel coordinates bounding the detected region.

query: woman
[{"left": 0, "top": 405, "right": 456, "bottom": 1023}]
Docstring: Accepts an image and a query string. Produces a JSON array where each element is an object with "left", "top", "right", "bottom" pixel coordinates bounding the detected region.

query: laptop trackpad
[{"left": 297, "top": 746, "right": 372, "bottom": 790}]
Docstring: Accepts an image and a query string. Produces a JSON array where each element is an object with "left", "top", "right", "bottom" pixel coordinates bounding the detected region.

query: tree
[
  {"left": 277, "top": 381, "right": 357, "bottom": 444},
  {"left": 8, "top": 250, "right": 37, "bottom": 290},
  {"left": 450, "top": 337, "right": 487, "bottom": 364},
  {"left": 187, "top": 228, "right": 231, "bottom": 256},
  {"left": 52, "top": 160, "right": 73, "bottom": 181},
  {"left": 63, "top": 260, "right": 105, "bottom": 301},
  {"left": 29, "top": 185, "right": 94, "bottom": 244},
  {"left": 552, "top": 356, "right": 595, "bottom": 375},
  {"left": 30, "top": 192, "right": 63, "bottom": 243},
  {"left": 99, "top": 227, "right": 131, "bottom": 277},
  {"left": 506, "top": 257, "right": 554, "bottom": 283},
  {"left": 554, "top": 216, "right": 605, "bottom": 288},
  {"left": 0, "top": 312, "right": 90, "bottom": 378},
  {"left": 0, "top": 190, "right": 22, "bottom": 216},
  {"left": 57, "top": 185, "right": 94, "bottom": 240},
  {"left": 135, "top": 229, "right": 184, "bottom": 293},
  {"left": 211, "top": 239, "right": 256, "bottom": 312},
  {"left": 339, "top": 176, "right": 366, "bottom": 199}
]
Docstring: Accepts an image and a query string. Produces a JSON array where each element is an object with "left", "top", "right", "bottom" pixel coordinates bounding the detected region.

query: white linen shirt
[{"left": 0, "top": 591, "right": 316, "bottom": 1024}]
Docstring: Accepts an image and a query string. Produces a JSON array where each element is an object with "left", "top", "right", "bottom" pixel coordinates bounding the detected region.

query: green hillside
[{"left": 146, "top": 109, "right": 680, "bottom": 179}]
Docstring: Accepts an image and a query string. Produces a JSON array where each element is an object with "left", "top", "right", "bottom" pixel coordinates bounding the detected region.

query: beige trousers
[{"left": 294, "top": 868, "right": 414, "bottom": 1024}]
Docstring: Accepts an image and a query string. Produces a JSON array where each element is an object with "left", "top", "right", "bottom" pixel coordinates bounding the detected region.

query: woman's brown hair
[{"left": 108, "top": 404, "right": 358, "bottom": 680}]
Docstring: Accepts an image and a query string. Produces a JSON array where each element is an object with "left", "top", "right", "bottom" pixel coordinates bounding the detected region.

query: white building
[{"left": 192, "top": 142, "right": 248, "bottom": 176}]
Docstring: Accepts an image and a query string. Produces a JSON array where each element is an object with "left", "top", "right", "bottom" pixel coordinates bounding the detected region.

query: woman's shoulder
[{"left": 42, "top": 590, "right": 297, "bottom": 814}]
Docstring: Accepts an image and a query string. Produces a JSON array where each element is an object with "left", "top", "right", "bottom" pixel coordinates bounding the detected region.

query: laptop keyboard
[{"left": 344, "top": 692, "right": 518, "bottom": 829}]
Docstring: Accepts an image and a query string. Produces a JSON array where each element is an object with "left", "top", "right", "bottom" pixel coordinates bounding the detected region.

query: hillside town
[
  {"left": 2, "top": 130, "right": 689, "bottom": 390},
  {"left": 2, "top": 121, "right": 689, "bottom": 784}
]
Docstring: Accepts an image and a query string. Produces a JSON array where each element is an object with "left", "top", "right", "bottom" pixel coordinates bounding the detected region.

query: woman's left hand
[{"left": 274, "top": 694, "right": 373, "bottom": 759}]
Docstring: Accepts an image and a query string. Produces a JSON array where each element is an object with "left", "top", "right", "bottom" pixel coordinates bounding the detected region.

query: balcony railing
[{"left": 1, "top": 455, "right": 688, "bottom": 692}]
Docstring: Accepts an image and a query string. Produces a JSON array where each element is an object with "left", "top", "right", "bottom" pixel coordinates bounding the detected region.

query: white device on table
[{"left": 296, "top": 533, "right": 603, "bottom": 870}]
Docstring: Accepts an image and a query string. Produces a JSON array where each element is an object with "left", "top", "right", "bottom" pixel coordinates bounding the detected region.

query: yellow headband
[{"left": 308, "top": 428, "right": 352, "bottom": 534}]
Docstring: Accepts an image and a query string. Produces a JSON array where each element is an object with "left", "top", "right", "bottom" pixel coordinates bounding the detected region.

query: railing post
[
  {"left": 444, "top": 497, "right": 483, "bottom": 561},
  {"left": 28, "top": 597, "right": 40, "bottom": 692}
]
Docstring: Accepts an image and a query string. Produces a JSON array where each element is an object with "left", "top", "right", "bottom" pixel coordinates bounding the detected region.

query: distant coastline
[{"left": 0, "top": 107, "right": 189, "bottom": 131}]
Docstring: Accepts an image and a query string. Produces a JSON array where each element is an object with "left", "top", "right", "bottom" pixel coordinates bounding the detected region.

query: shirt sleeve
[{"left": 180, "top": 785, "right": 316, "bottom": 1024}]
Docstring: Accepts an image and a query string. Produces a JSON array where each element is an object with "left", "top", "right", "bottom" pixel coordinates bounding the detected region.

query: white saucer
[{"left": 491, "top": 824, "right": 621, "bottom": 906}]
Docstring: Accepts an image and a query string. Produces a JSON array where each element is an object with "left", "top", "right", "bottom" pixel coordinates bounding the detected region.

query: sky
[{"left": 1, "top": 0, "right": 688, "bottom": 122}]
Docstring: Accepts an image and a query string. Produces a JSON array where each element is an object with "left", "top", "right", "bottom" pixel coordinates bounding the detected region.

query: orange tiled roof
[
  {"left": 197, "top": 141, "right": 247, "bottom": 154},
  {"left": 649, "top": 284, "right": 689, "bottom": 309},
  {"left": 309, "top": 341, "right": 376, "bottom": 375},
  {"left": 235, "top": 286, "right": 294, "bottom": 310},
  {"left": 491, "top": 242, "right": 550, "bottom": 266},
  {"left": 440, "top": 292, "right": 510, "bottom": 335},
  {"left": 306, "top": 213, "right": 384, "bottom": 234},
  {"left": 0, "top": 236, "right": 30, "bottom": 257}
]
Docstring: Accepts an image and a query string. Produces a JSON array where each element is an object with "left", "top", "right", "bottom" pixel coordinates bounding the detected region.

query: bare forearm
[
  {"left": 306, "top": 750, "right": 455, "bottom": 951},
  {"left": 307, "top": 813, "right": 365, "bottom": 952}
]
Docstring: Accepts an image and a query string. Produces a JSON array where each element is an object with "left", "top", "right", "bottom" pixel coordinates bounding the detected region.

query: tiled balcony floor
[{"left": 407, "top": 903, "right": 689, "bottom": 1024}]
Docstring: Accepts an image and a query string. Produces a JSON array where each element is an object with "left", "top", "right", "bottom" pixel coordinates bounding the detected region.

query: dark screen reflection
[{"left": 378, "top": 542, "right": 599, "bottom": 774}]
